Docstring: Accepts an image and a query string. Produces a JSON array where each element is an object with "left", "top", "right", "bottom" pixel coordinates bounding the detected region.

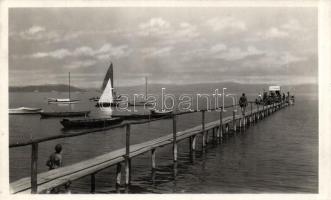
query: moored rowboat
[
  {"left": 40, "top": 111, "right": 90, "bottom": 118},
  {"left": 60, "top": 117, "right": 123, "bottom": 129},
  {"left": 9, "top": 107, "right": 43, "bottom": 115},
  {"left": 150, "top": 109, "right": 173, "bottom": 116}
]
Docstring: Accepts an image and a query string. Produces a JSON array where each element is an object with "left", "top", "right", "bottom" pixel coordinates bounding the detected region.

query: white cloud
[
  {"left": 27, "top": 26, "right": 45, "bottom": 35},
  {"left": 138, "top": 18, "right": 171, "bottom": 36},
  {"left": 138, "top": 19, "right": 200, "bottom": 45},
  {"left": 14, "top": 25, "right": 60, "bottom": 41},
  {"left": 66, "top": 60, "right": 97, "bottom": 69},
  {"left": 30, "top": 43, "right": 131, "bottom": 60},
  {"left": 141, "top": 46, "right": 173, "bottom": 58},
  {"left": 243, "top": 51, "right": 307, "bottom": 68},
  {"left": 262, "top": 27, "right": 289, "bottom": 39},
  {"left": 32, "top": 49, "right": 71, "bottom": 59},
  {"left": 215, "top": 46, "right": 263, "bottom": 61},
  {"left": 281, "top": 19, "right": 302, "bottom": 32},
  {"left": 210, "top": 44, "right": 227, "bottom": 53},
  {"left": 206, "top": 17, "right": 246, "bottom": 32}
]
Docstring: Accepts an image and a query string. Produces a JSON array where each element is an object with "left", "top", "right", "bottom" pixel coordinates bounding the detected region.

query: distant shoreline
[{"left": 9, "top": 82, "right": 317, "bottom": 94}]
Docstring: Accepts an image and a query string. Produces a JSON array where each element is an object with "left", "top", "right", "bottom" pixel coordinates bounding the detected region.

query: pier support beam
[
  {"left": 125, "top": 124, "right": 131, "bottom": 186},
  {"left": 232, "top": 110, "right": 236, "bottom": 132},
  {"left": 191, "top": 135, "right": 197, "bottom": 151},
  {"left": 31, "top": 142, "right": 38, "bottom": 194},
  {"left": 90, "top": 173, "right": 96, "bottom": 193},
  {"left": 151, "top": 149, "right": 156, "bottom": 169},
  {"left": 201, "top": 110, "right": 206, "bottom": 148},
  {"left": 116, "top": 163, "right": 122, "bottom": 186},
  {"left": 217, "top": 108, "right": 223, "bottom": 142},
  {"left": 172, "top": 114, "right": 178, "bottom": 162}
]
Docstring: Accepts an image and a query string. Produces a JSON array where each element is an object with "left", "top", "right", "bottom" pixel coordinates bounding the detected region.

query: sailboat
[
  {"left": 42, "top": 72, "right": 89, "bottom": 118},
  {"left": 48, "top": 72, "right": 79, "bottom": 104},
  {"left": 95, "top": 62, "right": 122, "bottom": 107}
]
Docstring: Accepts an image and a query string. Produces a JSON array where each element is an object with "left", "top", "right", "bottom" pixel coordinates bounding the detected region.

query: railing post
[
  {"left": 125, "top": 124, "right": 131, "bottom": 185},
  {"left": 201, "top": 110, "right": 206, "bottom": 148},
  {"left": 172, "top": 114, "right": 177, "bottom": 162},
  {"left": 31, "top": 142, "right": 38, "bottom": 194}
]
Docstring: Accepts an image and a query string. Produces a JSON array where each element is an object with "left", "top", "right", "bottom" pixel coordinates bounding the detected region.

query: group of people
[{"left": 255, "top": 90, "right": 292, "bottom": 106}]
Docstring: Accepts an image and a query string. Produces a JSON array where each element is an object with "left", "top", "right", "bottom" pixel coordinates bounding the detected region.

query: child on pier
[
  {"left": 46, "top": 144, "right": 63, "bottom": 170},
  {"left": 45, "top": 144, "right": 64, "bottom": 194}
]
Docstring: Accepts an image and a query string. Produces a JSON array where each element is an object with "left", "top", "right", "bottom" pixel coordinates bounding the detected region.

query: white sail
[{"left": 99, "top": 79, "right": 113, "bottom": 104}]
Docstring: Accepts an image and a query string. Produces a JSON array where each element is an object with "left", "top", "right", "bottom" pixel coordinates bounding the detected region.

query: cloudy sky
[{"left": 9, "top": 7, "right": 317, "bottom": 88}]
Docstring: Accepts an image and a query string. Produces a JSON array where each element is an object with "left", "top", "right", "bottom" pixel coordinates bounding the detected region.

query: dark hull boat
[
  {"left": 60, "top": 117, "right": 123, "bottom": 129},
  {"left": 40, "top": 111, "right": 90, "bottom": 118},
  {"left": 150, "top": 109, "right": 173, "bottom": 116},
  {"left": 128, "top": 101, "right": 154, "bottom": 107},
  {"left": 89, "top": 97, "right": 100, "bottom": 102},
  {"left": 111, "top": 113, "right": 171, "bottom": 120},
  {"left": 95, "top": 102, "right": 120, "bottom": 107}
]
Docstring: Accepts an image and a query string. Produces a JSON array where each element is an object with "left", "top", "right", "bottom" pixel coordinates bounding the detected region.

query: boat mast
[
  {"left": 145, "top": 76, "right": 148, "bottom": 100},
  {"left": 69, "top": 72, "right": 71, "bottom": 100}
]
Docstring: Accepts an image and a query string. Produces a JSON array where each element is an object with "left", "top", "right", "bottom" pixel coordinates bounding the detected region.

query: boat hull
[
  {"left": 111, "top": 113, "right": 171, "bottom": 120},
  {"left": 150, "top": 110, "right": 173, "bottom": 116},
  {"left": 60, "top": 117, "right": 123, "bottom": 129},
  {"left": 128, "top": 102, "right": 154, "bottom": 107},
  {"left": 40, "top": 111, "right": 90, "bottom": 118},
  {"left": 9, "top": 107, "right": 43, "bottom": 115},
  {"left": 95, "top": 102, "right": 121, "bottom": 107},
  {"left": 48, "top": 100, "right": 80, "bottom": 104}
]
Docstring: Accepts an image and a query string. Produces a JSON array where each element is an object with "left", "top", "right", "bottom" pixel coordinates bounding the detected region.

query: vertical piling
[
  {"left": 172, "top": 114, "right": 178, "bottom": 162},
  {"left": 250, "top": 102, "right": 253, "bottom": 124},
  {"left": 91, "top": 173, "right": 96, "bottom": 193},
  {"left": 202, "top": 110, "right": 206, "bottom": 148},
  {"left": 217, "top": 108, "right": 223, "bottom": 142},
  {"left": 125, "top": 124, "right": 131, "bottom": 186},
  {"left": 232, "top": 109, "right": 236, "bottom": 132},
  {"left": 191, "top": 135, "right": 197, "bottom": 151},
  {"left": 151, "top": 149, "right": 156, "bottom": 169},
  {"left": 116, "top": 163, "right": 122, "bottom": 186},
  {"left": 31, "top": 142, "right": 38, "bottom": 194}
]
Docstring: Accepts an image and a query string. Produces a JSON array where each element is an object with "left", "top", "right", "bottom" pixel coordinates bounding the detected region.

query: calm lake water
[{"left": 9, "top": 85, "right": 318, "bottom": 193}]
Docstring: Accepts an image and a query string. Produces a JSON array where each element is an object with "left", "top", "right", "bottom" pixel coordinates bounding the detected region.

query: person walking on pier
[
  {"left": 239, "top": 93, "right": 248, "bottom": 115},
  {"left": 46, "top": 144, "right": 63, "bottom": 170}
]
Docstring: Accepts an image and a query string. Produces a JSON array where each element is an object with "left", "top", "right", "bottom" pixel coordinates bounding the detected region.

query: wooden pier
[{"left": 9, "top": 101, "right": 290, "bottom": 194}]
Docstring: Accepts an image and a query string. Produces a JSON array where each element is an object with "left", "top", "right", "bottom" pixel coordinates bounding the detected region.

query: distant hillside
[
  {"left": 114, "top": 82, "right": 318, "bottom": 95},
  {"left": 9, "top": 84, "right": 86, "bottom": 92},
  {"left": 10, "top": 82, "right": 317, "bottom": 94}
]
